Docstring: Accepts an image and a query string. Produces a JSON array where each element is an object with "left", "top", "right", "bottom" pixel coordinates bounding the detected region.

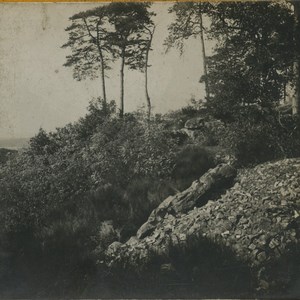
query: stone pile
[{"left": 105, "top": 159, "right": 300, "bottom": 292}]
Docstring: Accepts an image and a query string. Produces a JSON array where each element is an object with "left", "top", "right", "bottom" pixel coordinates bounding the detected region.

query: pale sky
[{"left": 0, "top": 2, "right": 209, "bottom": 139}]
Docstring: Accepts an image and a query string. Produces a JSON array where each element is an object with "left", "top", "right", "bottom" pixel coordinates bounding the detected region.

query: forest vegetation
[{"left": 0, "top": 1, "right": 299, "bottom": 298}]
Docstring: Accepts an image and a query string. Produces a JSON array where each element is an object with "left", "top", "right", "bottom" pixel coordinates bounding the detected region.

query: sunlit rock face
[{"left": 105, "top": 159, "right": 300, "bottom": 293}]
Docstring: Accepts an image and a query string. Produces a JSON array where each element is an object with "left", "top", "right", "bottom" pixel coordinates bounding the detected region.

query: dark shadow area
[
  {"left": 84, "top": 237, "right": 255, "bottom": 298},
  {"left": 84, "top": 236, "right": 299, "bottom": 299}
]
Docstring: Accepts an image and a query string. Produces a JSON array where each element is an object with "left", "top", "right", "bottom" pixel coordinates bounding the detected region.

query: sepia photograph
[{"left": 0, "top": 1, "right": 299, "bottom": 298}]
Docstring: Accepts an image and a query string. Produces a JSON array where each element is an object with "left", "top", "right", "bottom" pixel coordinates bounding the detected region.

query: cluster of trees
[
  {"left": 165, "top": 1, "right": 300, "bottom": 117},
  {"left": 62, "top": 3, "right": 155, "bottom": 118},
  {"left": 163, "top": 1, "right": 300, "bottom": 164},
  {"left": 63, "top": 2, "right": 300, "bottom": 121}
]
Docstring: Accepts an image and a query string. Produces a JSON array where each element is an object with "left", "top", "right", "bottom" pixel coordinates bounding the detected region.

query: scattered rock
[{"left": 106, "top": 241, "right": 122, "bottom": 257}]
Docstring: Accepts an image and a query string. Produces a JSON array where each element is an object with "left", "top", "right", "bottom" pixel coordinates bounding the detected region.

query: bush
[
  {"left": 171, "top": 145, "right": 215, "bottom": 190},
  {"left": 76, "top": 98, "right": 116, "bottom": 140},
  {"left": 219, "top": 111, "right": 300, "bottom": 166}
]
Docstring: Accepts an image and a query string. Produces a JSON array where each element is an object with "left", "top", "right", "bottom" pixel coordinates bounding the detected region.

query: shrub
[
  {"left": 89, "top": 116, "right": 178, "bottom": 186},
  {"left": 76, "top": 98, "right": 116, "bottom": 140},
  {"left": 86, "top": 184, "right": 126, "bottom": 225},
  {"left": 1, "top": 194, "right": 99, "bottom": 297},
  {"left": 120, "top": 177, "right": 177, "bottom": 241},
  {"left": 28, "top": 128, "right": 53, "bottom": 155},
  {"left": 219, "top": 111, "right": 300, "bottom": 166},
  {"left": 171, "top": 145, "right": 215, "bottom": 190}
]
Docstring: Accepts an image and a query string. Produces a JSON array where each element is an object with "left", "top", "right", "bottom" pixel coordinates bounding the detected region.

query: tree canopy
[
  {"left": 62, "top": 5, "right": 116, "bottom": 104},
  {"left": 203, "top": 2, "right": 295, "bottom": 120}
]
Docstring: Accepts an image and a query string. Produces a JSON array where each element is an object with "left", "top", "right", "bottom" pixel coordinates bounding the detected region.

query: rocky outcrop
[
  {"left": 137, "top": 163, "right": 236, "bottom": 239},
  {"left": 105, "top": 159, "right": 300, "bottom": 293}
]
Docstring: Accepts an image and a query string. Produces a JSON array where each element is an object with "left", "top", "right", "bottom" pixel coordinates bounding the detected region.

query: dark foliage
[
  {"left": 0, "top": 98, "right": 208, "bottom": 296},
  {"left": 219, "top": 110, "right": 300, "bottom": 166},
  {"left": 204, "top": 2, "right": 294, "bottom": 122},
  {"left": 0, "top": 148, "right": 17, "bottom": 164}
]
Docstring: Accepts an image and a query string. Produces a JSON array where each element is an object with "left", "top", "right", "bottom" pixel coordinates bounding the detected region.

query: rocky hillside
[{"left": 105, "top": 158, "right": 300, "bottom": 296}]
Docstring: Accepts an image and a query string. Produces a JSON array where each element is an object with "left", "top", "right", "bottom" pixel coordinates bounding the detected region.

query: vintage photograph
[{"left": 0, "top": 1, "right": 299, "bottom": 298}]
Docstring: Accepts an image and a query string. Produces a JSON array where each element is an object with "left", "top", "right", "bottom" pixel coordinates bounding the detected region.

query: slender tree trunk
[
  {"left": 292, "top": 1, "right": 300, "bottom": 115},
  {"left": 198, "top": 4, "right": 210, "bottom": 101},
  {"left": 120, "top": 46, "right": 125, "bottom": 118},
  {"left": 85, "top": 19, "right": 108, "bottom": 109},
  {"left": 99, "top": 49, "right": 107, "bottom": 110},
  {"left": 96, "top": 22, "right": 107, "bottom": 113},
  {"left": 145, "top": 30, "right": 154, "bottom": 120},
  {"left": 145, "top": 49, "right": 151, "bottom": 120},
  {"left": 99, "top": 52, "right": 107, "bottom": 103}
]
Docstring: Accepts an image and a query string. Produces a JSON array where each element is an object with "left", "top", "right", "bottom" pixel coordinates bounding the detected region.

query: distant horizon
[
  {"left": 0, "top": 137, "right": 29, "bottom": 151},
  {"left": 0, "top": 137, "right": 29, "bottom": 141}
]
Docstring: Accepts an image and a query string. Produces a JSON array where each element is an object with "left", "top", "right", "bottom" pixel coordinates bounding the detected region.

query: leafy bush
[
  {"left": 219, "top": 111, "right": 300, "bottom": 166},
  {"left": 76, "top": 98, "right": 117, "bottom": 140}
]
